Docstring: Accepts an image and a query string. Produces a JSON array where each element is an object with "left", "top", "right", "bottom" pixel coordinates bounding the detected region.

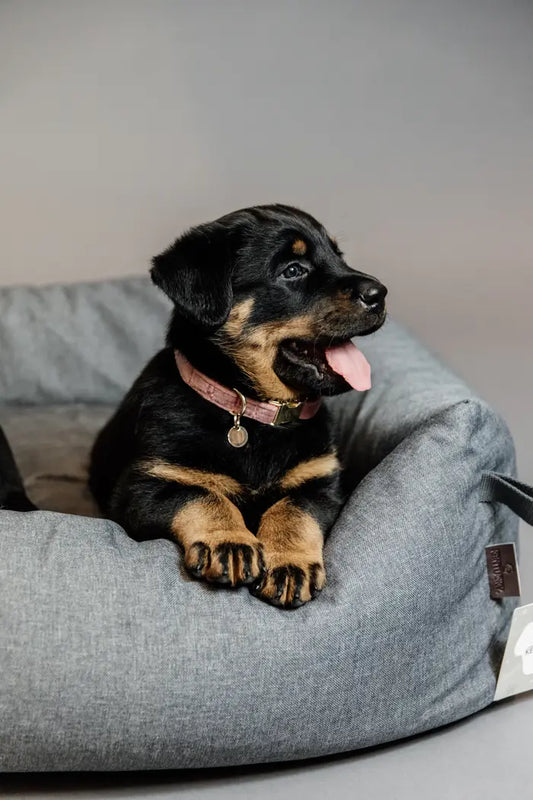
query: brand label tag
[{"left": 485, "top": 542, "right": 521, "bottom": 599}]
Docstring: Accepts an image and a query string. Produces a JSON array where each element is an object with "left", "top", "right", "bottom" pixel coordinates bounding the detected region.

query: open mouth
[{"left": 279, "top": 337, "right": 372, "bottom": 391}]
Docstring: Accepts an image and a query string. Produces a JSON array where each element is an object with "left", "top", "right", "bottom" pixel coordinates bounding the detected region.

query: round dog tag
[{"left": 228, "top": 424, "right": 248, "bottom": 448}]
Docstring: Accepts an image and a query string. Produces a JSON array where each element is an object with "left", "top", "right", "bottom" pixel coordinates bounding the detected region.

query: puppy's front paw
[
  {"left": 184, "top": 532, "right": 264, "bottom": 588},
  {"left": 250, "top": 553, "right": 326, "bottom": 609}
]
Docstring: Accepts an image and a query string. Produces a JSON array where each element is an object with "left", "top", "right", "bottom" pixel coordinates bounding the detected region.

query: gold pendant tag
[{"left": 227, "top": 424, "right": 248, "bottom": 448}]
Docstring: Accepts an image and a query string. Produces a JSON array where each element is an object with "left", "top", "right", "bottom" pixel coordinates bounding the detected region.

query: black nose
[{"left": 357, "top": 280, "right": 387, "bottom": 307}]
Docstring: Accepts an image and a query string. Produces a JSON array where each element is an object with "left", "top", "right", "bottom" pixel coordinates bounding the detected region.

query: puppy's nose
[{"left": 357, "top": 280, "right": 387, "bottom": 307}]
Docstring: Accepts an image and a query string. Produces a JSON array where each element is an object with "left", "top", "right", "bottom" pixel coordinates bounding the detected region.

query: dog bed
[{"left": 0, "top": 276, "right": 525, "bottom": 771}]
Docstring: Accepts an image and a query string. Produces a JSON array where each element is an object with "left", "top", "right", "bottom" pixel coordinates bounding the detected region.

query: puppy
[{"left": 89, "top": 205, "right": 387, "bottom": 608}]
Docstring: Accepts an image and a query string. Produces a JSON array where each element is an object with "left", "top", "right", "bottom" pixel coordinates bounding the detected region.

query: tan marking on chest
[
  {"left": 279, "top": 453, "right": 339, "bottom": 490},
  {"left": 140, "top": 460, "right": 242, "bottom": 498}
]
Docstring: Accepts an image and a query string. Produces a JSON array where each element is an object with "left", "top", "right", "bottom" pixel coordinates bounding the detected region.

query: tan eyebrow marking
[{"left": 292, "top": 239, "right": 307, "bottom": 256}]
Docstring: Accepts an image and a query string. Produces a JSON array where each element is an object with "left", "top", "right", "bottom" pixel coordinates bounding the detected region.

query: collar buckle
[{"left": 269, "top": 400, "right": 303, "bottom": 426}]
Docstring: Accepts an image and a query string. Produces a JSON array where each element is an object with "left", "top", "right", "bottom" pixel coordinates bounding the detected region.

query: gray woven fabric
[
  {"left": 0, "top": 276, "right": 171, "bottom": 405},
  {"left": 0, "top": 277, "right": 518, "bottom": 771}
]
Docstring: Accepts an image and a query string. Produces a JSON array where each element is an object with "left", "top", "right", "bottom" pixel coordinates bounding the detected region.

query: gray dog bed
[{"left": 0, "top": 276, "right": 522, "bottom": 771}]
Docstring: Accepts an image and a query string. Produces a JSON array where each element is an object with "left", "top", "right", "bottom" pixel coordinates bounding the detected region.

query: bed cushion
[{"left": 0, "top": 277, "right": 518, "bottom": 771}]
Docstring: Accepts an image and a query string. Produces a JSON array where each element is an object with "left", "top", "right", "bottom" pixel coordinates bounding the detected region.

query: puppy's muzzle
[
  {"left": 357, "top": 279, "right": 388, "bottom": 310},
  {"left": 339, "top": 276, "right": 388, "bottom": 312}
]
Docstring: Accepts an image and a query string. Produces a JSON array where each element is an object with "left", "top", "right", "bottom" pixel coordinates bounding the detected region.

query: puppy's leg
[
  {"left": 251, "top": 474, "right": 341, "bottom": 609},
  {"left": 112, "top": 469, "right": 263, "bottom": 588},
  {"left": 173, "top": 493, "right": 264, "bottom": 587}
]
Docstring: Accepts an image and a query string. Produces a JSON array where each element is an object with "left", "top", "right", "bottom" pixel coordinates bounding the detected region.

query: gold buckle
[{"left": 270, "top": 400, "right": 302, "bottom": 426}]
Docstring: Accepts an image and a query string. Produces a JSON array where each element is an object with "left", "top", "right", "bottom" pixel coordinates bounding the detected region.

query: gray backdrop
[{"left": 1, "top": 1, "right": 532, "bottom": 797}]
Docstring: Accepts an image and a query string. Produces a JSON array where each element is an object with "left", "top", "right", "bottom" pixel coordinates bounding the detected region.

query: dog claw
[
  {"left": 184, "top": 538, "right": 262, "bottom": 587},
  {"left": 250, "top": 561, "right": 325, "bottom": 609}
]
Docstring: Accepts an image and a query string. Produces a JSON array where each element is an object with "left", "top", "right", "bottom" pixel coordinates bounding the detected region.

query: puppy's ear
[{"left": 150, "top": 221, "right": 235, "bottom": 331}]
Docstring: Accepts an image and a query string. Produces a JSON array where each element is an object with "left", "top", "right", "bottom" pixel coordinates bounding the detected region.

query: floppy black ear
[{"left": 150, "top": 221, "right": 235, "bottom": 331}]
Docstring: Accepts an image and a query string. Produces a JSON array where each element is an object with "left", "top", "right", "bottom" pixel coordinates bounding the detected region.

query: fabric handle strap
[{"left": 481, "top": 471, "right": 533, "bottom": 526}]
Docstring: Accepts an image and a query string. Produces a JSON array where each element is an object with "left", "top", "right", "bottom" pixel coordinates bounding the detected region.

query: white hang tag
[{"left": 494, "top": 602, "right": 533, "bottom": 702}]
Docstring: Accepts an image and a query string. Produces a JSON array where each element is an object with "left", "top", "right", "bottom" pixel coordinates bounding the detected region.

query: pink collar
[{"left": 174, "top": 350, "right": 321, "bottom": 426}]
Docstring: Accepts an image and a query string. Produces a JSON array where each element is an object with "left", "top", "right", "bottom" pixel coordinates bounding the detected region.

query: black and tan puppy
[{"left": 89, "top": 205, "right": 387, "bottom": 608}]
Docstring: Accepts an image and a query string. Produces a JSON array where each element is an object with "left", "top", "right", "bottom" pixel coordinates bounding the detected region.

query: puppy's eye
[{"left": 281, "top": 262, "right": 308, "bottom": 280}]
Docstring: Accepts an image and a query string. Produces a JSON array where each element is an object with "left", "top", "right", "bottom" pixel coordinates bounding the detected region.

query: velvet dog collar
[{"left": 174, "top": 350, "right": 321, "bottom": 446}]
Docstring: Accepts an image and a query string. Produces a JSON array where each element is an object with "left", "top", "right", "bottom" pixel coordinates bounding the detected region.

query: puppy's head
[{"left": 151, "top": 204, "right": 387, "bottom": 400}]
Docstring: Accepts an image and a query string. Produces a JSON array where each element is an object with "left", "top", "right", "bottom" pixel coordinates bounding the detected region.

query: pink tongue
[{"left": 325, "top": 341, "right": 371, "bottom": 391}]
